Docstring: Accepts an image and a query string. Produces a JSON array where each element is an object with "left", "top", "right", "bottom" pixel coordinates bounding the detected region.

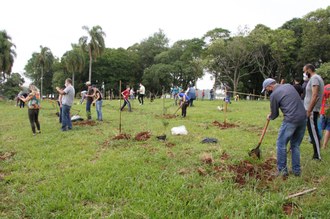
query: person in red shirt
[
  {"left": 120, "top": 85, "right": 132, "bottom": 112},
  {"left": 320, "top": 84, "right": 330, "bottom": 149}
]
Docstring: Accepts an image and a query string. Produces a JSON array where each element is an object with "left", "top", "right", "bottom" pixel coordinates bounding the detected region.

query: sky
[{"left": 1, "top": 0, "right": 329, "bottom": 87}]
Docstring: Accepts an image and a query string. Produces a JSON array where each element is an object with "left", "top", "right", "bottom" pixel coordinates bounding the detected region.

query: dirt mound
[
  {"left": 212, "top": 120, "right": 238, "bottom": 129},
  {"left": 0, "top": 151, "right": 16, "bottom": 160},
  {"left": 165, "top": 142, "right": 176, "bottom": 148},
  {"left": 226, "top": 158, "right": 276, "bottom": 185},
  {"left": 282, "top": 202, "right": 299, "bottom": 215},
  {"left": 73, "top": 120, "right": 97, "bottom": 126},
  {"left": 112, "top": 133, "right": 131, "bottom": 140},
  {"left": 135, "top": 131, "right": 151, "bottom": 141},
  {"left": 156, "top": 114, "right": 177, "bottom": 119}
]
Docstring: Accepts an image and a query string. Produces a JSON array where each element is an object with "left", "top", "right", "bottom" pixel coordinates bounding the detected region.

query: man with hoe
[{"left": 262, "top": 78, "right": 306, "bottom": 177}]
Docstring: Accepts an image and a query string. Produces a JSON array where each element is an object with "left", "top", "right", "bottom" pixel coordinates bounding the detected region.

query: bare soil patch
[
  {"left": 73, "top": 120, "right": 97, "bottom": 126},
  {"left": 212, "top": 120, "right": 238, "bottom": 129},
  {"left": 135, "top": 131, "right": 151, "bottom": 141},
  {"left": 112, "top": 133, "right": 131, "bottom": 140},
  {"left": 0, "top": 151, "right": 16, "bottom": 160}
]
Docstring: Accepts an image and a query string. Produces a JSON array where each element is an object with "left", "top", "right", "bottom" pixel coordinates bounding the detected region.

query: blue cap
[{"left": 261, "top": 78, "right": 276, "bottom": 93}]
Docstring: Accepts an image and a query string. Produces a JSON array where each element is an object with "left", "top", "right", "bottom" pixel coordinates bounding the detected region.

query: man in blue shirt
[
  {"left": 262, "top": 78, "right": 306, "bottom": 177},
  {"left": 178, "top": 89, "right": 190, "bottom": 118}
]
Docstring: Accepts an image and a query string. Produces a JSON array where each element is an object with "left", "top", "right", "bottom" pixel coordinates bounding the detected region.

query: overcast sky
[{"left": 1, "top": 0, "right": 329, "bottom": 78}]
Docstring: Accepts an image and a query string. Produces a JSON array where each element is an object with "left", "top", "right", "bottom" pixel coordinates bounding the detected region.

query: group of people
[
  {"left": 263, "top": 63, "right": 329, "bottom": 177},
  {"left": 119, "top": 83, "right": 145, "bottom": 112}
]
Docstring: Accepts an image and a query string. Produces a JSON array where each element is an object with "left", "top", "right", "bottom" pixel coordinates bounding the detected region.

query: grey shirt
[
  {"left": 304, "top": 74, "right": 324, "bottom": 112},
  {"left": 62, "top": 84, "right": 75, "bottom": 106},
  {"left": 269, "top": 84, "right": 306, "bottom": 123}
]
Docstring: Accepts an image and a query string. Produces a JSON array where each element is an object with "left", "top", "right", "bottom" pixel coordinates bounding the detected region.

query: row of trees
[{"left": 1, "top": 6, "right": 330, "bottom": 99}]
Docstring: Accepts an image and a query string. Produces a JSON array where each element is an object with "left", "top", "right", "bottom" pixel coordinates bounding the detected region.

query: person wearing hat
[
  {"left": 178, "top": 89, "right": 190, "bottom": 118},
  {"left": 262, "top": 78, "right": 306, "bottom": 177},
  {"left": 85, "top": 81, "right": 93, "bottom": 120}
]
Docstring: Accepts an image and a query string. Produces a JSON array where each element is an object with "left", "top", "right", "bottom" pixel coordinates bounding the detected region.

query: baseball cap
[
  {"left": 85, "top": 81, "right": 91, "bottom": 86},
  {"left": 261, "top": 78, "right": 276, "bottom": 93}
]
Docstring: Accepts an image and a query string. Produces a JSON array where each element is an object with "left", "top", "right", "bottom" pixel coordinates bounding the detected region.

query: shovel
[
  {"left": 249, "top": 119, "right": 270, "bottom": 159},
  {"left": 173, "top": 103, "right": 182, "bottom": 116}
]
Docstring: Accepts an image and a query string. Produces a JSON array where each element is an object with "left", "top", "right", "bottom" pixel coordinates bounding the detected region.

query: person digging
[
  {"left": 262, "top": 78, "right": 306, "bottom": 177},
  {"left": 178, "top": 89, "right": 190, "bottom": 118}
]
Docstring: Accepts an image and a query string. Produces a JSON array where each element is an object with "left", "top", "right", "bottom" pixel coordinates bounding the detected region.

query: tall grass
[{"left": 1, "top": 98, "right": 329, "bottom": 218}]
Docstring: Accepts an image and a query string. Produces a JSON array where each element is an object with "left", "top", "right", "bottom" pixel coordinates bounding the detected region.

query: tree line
[{"left": 1, "top": 6, "right": 330, "bottom": 99}]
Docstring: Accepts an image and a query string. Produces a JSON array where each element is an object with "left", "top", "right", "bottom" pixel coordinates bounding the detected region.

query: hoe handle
[{"left": 258, "top": 119, "right": 270, "bottom": 144}]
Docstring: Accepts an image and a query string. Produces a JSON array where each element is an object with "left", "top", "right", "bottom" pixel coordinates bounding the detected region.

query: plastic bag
[{"left": 171, "top": 125, "right": 188, "bottom": 135}]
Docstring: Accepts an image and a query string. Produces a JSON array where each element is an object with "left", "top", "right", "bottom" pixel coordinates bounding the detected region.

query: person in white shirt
[{"left": 137, "top": 83, "right": 145, "bottom": 105}]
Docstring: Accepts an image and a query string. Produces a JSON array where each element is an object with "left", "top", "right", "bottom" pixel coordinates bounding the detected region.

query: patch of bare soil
[
  {"left": 226, "top": 158, "right": 276, "bottom": 186},
  {"left": 112, "top": 133, "right": 131, "bottom": 140},
  {"left": 73, "top": 120, "right": 97, "bottom": 126},
  {"left": 212, "top": 120, "right": 238, "bottom": 129},
  {"left": 165, "top": 142, "right": 176, "bottom": 148},
  {"left": 0, "top": 151, "right": 16, "bottom": 160},
  {"left": 220, "top": 152, "right": 230, "bottom": 160},
  {"left": 135, "top": 131, "right": 151, "bottom": 141},
  {"left": 282, "top": 202, "right": 299, "bottom": 215},
  {"left": 156, "top": 114, "right": 177, "bottom": 119}
]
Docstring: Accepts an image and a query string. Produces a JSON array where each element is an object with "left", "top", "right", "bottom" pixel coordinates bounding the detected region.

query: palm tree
[
  {"left": 63, "top": 44, "right": 85, "bottom": 88},
  {"left": 0, "top": 30, "right": 16, "bottom": 82},
  {"left": 79, "top": 25, "right": 106, "bottom": 82},
  {"left": 35, "top": 46, "right": 54, "bottom": 98}
]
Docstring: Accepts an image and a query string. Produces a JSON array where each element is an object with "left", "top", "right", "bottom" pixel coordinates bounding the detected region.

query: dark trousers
[
  {"left": 307, "top": 112, "right": 321, "bottom": 159},
  {"left": 138, "top": 94, "right": 144, "bottom": 105},
  {"left": 19, "top": 100, "right": 25, "bottom": 108},
  {"left": 86, "top": 100, "right": 92, "bottom": 119},
  {"left": 181, "top": 102, "right": 189, "bottom": 117},
  {"left": 121, "top": 99, "right": 132, "bottom": 111},
  {"left": 28, "top": 109, "right": 40, "bottom": 134}
]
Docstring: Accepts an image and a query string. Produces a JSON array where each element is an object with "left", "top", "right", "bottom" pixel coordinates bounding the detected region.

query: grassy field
[{"left": 1, "top": 98, "right": 329, "bottom": 218}]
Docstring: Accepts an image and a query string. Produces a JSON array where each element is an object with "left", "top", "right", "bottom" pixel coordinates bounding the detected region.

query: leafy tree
[
  {"left": 0, "top": 72, "right": 24, "bottom": 99},
  {"left": 134, "top": 29, "right": 169, "bottom": 69},
  {"left": 0, "top": 30, "right": 16, "bottom": 82},
  {"left": 34, "top": 46, "right": 54, "bottom": 97},
  {"left": 204, "top": 36, "right": 255, "bottom": 94},
  {"left": 300, "top": 6, "right": 330, "bottom": 66},
  {"left": 154, "top": 38, "right": 204, "bottom": 89},
  {"left": 91, "top": 48, "right": 142, "bottom": 96},
  {"left": 79, "top": 25, "right": 106, "bottom": 82},
  {"left": 268, "top": 29, "right": 296, "bottom": 81},
  {"left": 202, "top": 27, "right": 231, "bottom": 44},
  {"left": 142, "top": 64, "right": 174, "bottom": 95},
  {"left": 247, "top": 24, "right": 276, "bottom": 79},
  {"left": 317, "top": 62, "right": 330, "bottom": 84},
  {"left": 63, "top": 44, "right": 86, "bottom": 88}
]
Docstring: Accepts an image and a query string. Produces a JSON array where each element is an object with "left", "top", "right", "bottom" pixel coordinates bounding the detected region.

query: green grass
[{"left": 1, "top": 98, "right": 330, "bottom": 218}]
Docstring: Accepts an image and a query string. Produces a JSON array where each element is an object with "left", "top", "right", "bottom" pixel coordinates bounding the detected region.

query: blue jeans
[
  {"left": 276, "top": 120, "right": 306, "bottom": 175},
  {"left": 86, "top": 100, "right": 92, "bottom": 119},
  {"left": 96, "top": 100, "right": 103, "bottom": 121},
  {"left": 61, "top": 104, "right": 72, "bottom": 130}
]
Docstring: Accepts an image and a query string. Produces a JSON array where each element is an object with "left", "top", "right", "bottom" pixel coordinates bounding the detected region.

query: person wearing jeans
[
  {"left": 93, "top": 87, "right": 103, "bottom": 121},
  {"left": 262, "top": 78, "right": 306, "bottom": 177},
  {"left": 56, "top": 78, "right": 75, "bottom": 131}
]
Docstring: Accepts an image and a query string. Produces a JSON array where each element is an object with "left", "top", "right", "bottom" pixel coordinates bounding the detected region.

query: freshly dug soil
[
  {"left": 156, "top": 114, "right": 177, "bottom": 119},
  {"left": 135, "top": 131, "right": 151, "bottom": 141},
  {"left": 73, "top": 120, "right": 97, "bottom": 126},
  {"left": 212, "top": 120, "right": 238, "bottom": 129},
  {"left": 112, "top": 133, "right": 131, "bottom": 140},
  {"left": 226, "top": 157, "right": 276, "bottom": 185},
  {"left": 0, "top": 151, "right": 16, "bottom": 160}
]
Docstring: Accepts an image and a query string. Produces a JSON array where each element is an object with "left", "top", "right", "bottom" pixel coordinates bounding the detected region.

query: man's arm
[{"left": 307, "top": 85, "right": 319, "bottom": 117}]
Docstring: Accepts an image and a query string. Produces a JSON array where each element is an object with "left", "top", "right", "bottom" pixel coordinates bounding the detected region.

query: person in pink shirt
[
  {"left": 320, "top": 84, "right": 330, "bottom": 149},
  {"left": 120, "top": 85, "right": 132, "bottom": 112}
]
